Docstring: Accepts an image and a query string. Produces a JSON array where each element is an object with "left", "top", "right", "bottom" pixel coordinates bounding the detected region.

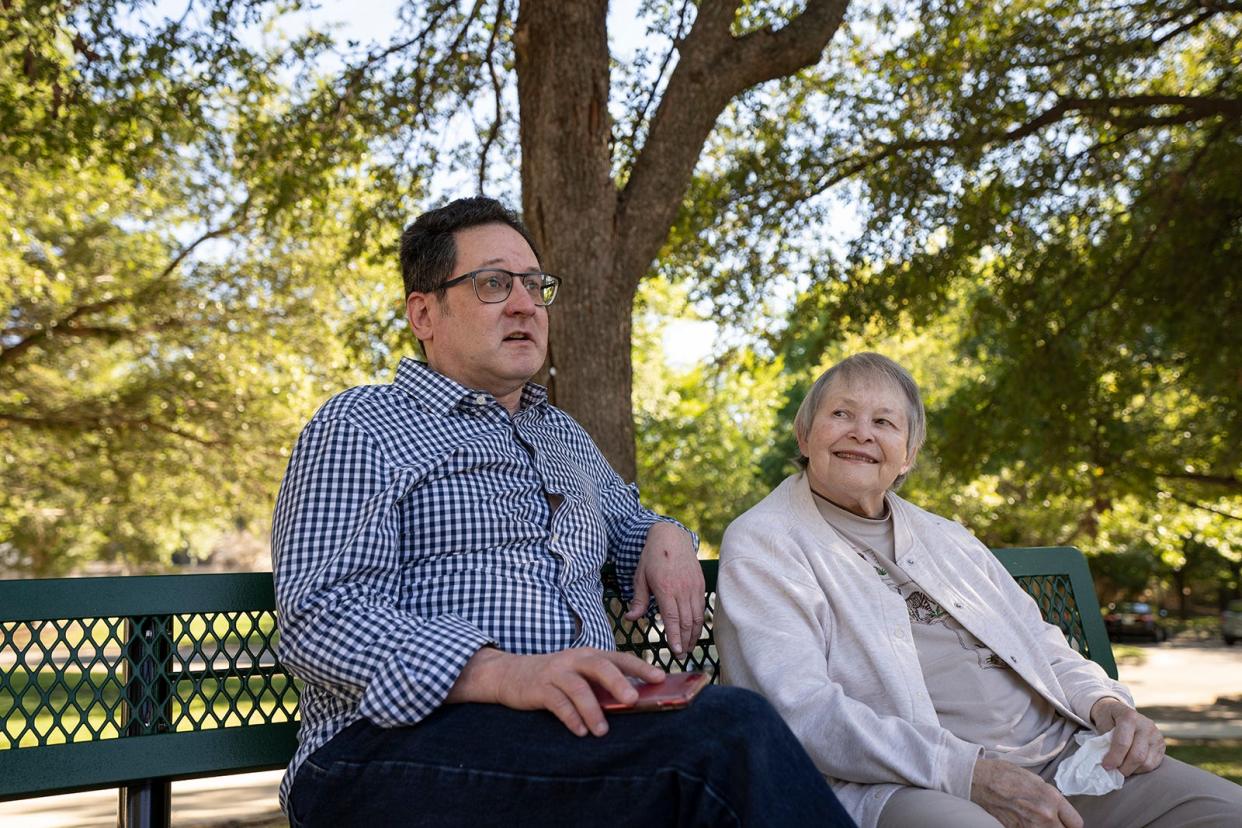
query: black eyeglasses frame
[{"left": 437, "top": 268, "right": 562, "bottom": 307}]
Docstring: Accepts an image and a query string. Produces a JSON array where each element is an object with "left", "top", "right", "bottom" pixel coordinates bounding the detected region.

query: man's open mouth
[{"left": 503, "top": 332, "right": 532, "bottom": 341}]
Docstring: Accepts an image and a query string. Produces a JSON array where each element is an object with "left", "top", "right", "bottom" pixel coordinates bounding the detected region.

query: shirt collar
[{"left": 393, "top": 357, "right": 549, "bottom": 415}]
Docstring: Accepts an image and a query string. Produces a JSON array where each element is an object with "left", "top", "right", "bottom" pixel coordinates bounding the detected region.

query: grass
[
  {"left": 2, "top": 667, "right": 296, "bottom": 748},
  {"left": 4, "top": 613, "right": 277, "bottom": 657},
  {"left": 1166, "top": 740, "right": 1242, "bottom": 786},
  {"left": 1111, "top": 643, "right": 1148, "bottom": 666}
]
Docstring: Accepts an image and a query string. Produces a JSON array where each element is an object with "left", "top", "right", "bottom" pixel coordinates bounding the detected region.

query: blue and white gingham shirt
[{"left": 271, "top": 358, "right": 682, "bottom": 809}]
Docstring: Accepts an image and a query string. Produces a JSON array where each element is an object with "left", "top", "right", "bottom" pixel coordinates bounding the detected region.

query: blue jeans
[{"left": 288, "top": 685, "right": 854, "bottom": 827}]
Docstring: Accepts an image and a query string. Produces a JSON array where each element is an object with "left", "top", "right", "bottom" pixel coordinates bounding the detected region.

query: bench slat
[
  {"left": 0, "top": 723, "right": 299, "bottom": 800},
  {"left": 0, "top": 573, "right": 276, "bottom": 622}
]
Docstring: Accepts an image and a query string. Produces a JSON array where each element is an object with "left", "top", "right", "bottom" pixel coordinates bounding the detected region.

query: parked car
[
  {"left": 1103, "top": 601, "right": 1168, "bottom": 642},
  {"left": 1223, "top": 600, "right": 1242, "bottom": 646}
]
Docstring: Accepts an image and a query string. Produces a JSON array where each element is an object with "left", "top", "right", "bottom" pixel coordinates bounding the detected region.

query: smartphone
[{"left": 592, "top": 671, "right": 711, "bottom": 713}]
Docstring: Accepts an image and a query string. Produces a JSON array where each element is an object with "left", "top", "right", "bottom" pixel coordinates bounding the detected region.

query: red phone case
[{"left": 593, "top": 671, "right": 711, "bottom": 713}]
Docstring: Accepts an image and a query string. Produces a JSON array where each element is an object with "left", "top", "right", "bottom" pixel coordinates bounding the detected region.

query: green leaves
[
  {"left": 0, "top": 1, "right": 406, "bottom": 573},
  {"left": 3, "top": 0, "right": 1236, "bottom": 592}
]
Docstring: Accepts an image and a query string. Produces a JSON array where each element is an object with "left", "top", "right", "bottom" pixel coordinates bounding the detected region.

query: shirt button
[
  {"left": 905, "top": 558, "right": 915, "bottom": 565},
  {"left": 550, "top": 533, "right": 560, "bottom": 543},
  {"left": 953, "top": 601, "right": 963, "bottom": 608},
  {"left": 474, "top": 394, "right": 487, "bottom": 405},
  {"left": 1010, "top": 655, "right": 1018, "bottom": 664}
]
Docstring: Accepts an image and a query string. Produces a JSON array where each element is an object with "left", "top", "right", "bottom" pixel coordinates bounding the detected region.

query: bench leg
[{"left": 118, "top": 780, "right": 171, "bottom": 828}]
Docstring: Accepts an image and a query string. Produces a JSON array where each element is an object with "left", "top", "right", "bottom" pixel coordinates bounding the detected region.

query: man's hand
[
  {"left": 624, "top": 522, "right": 704, "bottom": 657},
  {"left": 970, "top": 757, "right": 1083, "bottom": 828},
  {"left": 1090, "top": 697, "right": 1165, "bottom": 776},
  {"left": 446, "top": 647, "right": 665, "bottom": 737}
]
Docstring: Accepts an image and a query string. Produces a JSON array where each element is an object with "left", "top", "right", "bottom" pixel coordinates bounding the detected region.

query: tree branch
[
  {"left": 1011, "top": 4, "right": 1218, "bottom": 70},
  {"left": 1155, "top": 470, "right": 1242, "bottom": 491},
  {"left": 1058, "top": 120, "right": 1225, "bottom": 327},
  {"left": 477, "top": 0, "right": 507, "bottom": 192},
  {"left": 1004, "top": 95, "right": 1242, "bottom": 143},
  {"left": 616, "top": 0, "right": 848, "bottom": 289},
  {"left": 1167, "top": 491, "right": 1242, "bottom": 521},
  {"left": 0, "top": 412, "right": 222, "bottom": 447},
  {"left": 0, "top": 210, "right": 248, "bottom": 368},
  {"left": 616, "top": 0, "right": 695, "bottom": 167},
  {"left": 803, "top": 94, "right": 1242, "bottom": 201}
]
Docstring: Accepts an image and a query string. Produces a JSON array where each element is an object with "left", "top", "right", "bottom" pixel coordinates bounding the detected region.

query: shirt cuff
[
  {"left": 613, "top": 515, "right": 700, "bottom": 601},
  {"left": 1074, "top": 691, "right": 1130, "bottom": 729},
  {"left": 941, "top": 740, "right": 984, "bottom": 799},
  {"left": 358, "top": 614, "right": 496, "bottom": 727}
]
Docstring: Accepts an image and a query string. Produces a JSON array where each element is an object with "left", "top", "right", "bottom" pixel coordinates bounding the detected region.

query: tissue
[{"left": 1054, "top": 731, "right": 1125, "bottom": 796}]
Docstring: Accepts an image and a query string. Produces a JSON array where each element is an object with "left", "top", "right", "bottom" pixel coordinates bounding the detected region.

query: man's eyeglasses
[{"left": 439, "top": 269, "right": 562, "bottom": 307}]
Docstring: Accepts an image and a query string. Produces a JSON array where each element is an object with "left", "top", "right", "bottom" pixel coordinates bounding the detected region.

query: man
[{"left": 271, "top": 197, "right": 852, "bottom": 827}]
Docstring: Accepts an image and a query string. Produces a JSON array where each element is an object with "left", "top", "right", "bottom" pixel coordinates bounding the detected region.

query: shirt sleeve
[
  {"left": 574, "top": 422, "right": 698, "bottom": 600},
  {"left": 973, "top": 536, "right": 1135, "bottom": 723},
  {"left": 272, "top": 417, "right": 495, "bottom": 728}
]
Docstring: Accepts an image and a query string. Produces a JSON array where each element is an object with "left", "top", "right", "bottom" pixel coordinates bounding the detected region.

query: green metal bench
[{"left": 0, "top": 545, "right": 1115, "bottom": 826}]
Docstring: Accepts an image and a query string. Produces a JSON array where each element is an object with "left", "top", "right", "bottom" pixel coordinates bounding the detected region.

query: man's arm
[
  {"left": 558, "top": 417, "right": 705, "bottom": 657},
  {"left": 273, "top": 416, "right": 493, "bottom": 727}
]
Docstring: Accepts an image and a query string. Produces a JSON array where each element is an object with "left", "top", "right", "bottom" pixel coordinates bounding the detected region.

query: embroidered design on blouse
[{"left": 857, "top": 548, "right": 1007, "bottom": 670}]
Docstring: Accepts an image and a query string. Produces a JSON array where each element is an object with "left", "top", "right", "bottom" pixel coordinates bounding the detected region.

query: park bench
[{"left": 1, "top": 546, "right": 1116, "bottom": 827}]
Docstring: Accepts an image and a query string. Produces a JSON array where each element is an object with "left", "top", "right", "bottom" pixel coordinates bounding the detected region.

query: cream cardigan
[{"left": 715, "top": 473, "right": 1132, "bottom": 828}]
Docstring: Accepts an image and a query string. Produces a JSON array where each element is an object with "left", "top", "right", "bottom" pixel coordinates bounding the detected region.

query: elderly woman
[{"left": 716, "top": 353, "right": 1242, "bottom": 828}]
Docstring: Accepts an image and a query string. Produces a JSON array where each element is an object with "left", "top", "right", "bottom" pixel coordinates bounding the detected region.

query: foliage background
[{"left": 1, "top": 0, "right": 1238, "bottom": 611}]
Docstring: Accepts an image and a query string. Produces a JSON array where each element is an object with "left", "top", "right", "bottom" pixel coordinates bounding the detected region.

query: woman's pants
[{"left": 878, "top": 752, "right": 1242, "bottom": 827}]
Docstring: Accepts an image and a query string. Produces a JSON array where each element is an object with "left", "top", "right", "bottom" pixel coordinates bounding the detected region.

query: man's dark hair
[{"left": 399, "top": 196, "right": 541, "bottom": 299}]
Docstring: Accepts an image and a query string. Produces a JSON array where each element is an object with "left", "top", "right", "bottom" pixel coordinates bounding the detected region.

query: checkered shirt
[{"left": 271, "top": 358, "right": 683, "bottom": 809}]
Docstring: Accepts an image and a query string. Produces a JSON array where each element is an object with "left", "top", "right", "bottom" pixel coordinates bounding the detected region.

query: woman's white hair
[{"left": 792, "top": 352, "right": 927, "bottom": 489}]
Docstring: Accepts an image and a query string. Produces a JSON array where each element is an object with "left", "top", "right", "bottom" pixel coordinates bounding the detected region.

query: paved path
[
  {"left": 4, "top": 635, "right": 1238, "bottom": 826},
  {"left": 1117, "top": 636, "right": 1242, "bottom": 741},
  {"left": 0, "top": 770, "right": 286, "bottom": 828}
]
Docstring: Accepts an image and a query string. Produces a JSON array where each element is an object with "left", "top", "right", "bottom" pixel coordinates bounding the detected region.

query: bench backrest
[
  {"left": 0, "top": 574, "right": 297, "bottom": 800},
  {"left": 603, "top": 546, "right": 1118, "bottom": 684},
  {"left": 0, "top": 545, "right": 1114, "bottom": 801},
  {"left": 990, "top": 547, "right": 1117, "bottom": 679}
]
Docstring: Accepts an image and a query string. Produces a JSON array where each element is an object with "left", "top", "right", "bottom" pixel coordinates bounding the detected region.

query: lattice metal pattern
[
  {"left": 602, "top": 572, "right": 1089, "bottom": 682},
  {"left": 1014, "top": 574, "right": 1093, "bottom": 660},
  {"left": 2, "top": 566, "right": 1091, "bottom": 755},
  {"left": 603, "top": 579, "right": 721, "bottom": 681},
  {"left": 1, "top": 611, "right": 299, "bottom": 750}
]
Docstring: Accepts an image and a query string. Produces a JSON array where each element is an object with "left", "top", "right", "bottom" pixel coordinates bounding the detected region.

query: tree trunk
[
  {"left": 515, "top": 0, "right": 848, "bottom": 481},
  {"left": 513, "top": 0, "right": 639, "bottom": 478}
]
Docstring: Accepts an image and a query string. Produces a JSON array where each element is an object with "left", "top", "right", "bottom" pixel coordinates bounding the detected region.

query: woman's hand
[
  {"left": 1089, "top": 697, "right": 1165, "bottom": 776},
  {"left": 970, "top": 758, "right": 1082, "bottom": 828}
]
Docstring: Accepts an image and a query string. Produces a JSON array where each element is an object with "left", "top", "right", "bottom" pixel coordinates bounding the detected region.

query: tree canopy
[{"left": 1, "top": 0, "right": 1237, "bottom": 594}]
